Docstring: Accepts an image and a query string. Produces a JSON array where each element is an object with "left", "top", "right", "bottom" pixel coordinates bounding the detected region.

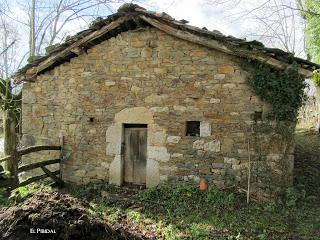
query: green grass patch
[
  {"left": 0, "top": 181, "right": 53, "bottom": 207},
  {"left": 67, "top": 182, "right": 320, "bottom": 239}
]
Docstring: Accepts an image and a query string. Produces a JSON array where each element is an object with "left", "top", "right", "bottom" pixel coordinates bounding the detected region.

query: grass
[
  {"left": 67, "top": 182, "right": 320, "bottom": 240},
  {"left": 0, "top": 181, "right": 53, "bottom": 207},
  {"left": 2, "top": 181, "right": 319, "bottom": 239}
]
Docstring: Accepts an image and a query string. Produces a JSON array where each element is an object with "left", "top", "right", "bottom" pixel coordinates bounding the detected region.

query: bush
[{"left": 275, "top": 186, "right": 306, "bottom": 209}]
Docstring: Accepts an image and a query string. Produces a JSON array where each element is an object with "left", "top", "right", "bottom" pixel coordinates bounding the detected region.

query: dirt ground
[{"left": 0, "top": 191, "right": 150, "bottom": 240}]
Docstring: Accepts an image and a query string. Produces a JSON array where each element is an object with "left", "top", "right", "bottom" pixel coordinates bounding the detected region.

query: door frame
[{"left": 107, "top": 107, "right": 165, "bottom": 188}]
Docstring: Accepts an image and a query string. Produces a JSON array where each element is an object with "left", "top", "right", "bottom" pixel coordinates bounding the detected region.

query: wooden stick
[
  {"left": 18, "top": 158, "right": 60, "bottom": 173},
  {"left": 17, "top": 145, "right": 61, "bottom": 156},
  {"left": 12, "top": 170, "right": 60, "bottom": 189},
  {"left": 247, "top": 139, "right": 251, "bottom": 204},
  {"left": 40, "top": 165, "right": 64, "bottom": 186},
  {"left": 0, "top": 155, "right": 11, "bottom": 163},
  {"left": 59, "top": 135, "right": 64, "bottom": 159}
]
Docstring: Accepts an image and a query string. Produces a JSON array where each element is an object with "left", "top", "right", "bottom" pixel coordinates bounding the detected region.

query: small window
[
  {"left": 252, "top": 111, "right": 262, "bottom": 121},
  {"left": 186, "top": 121, "right": 200, "bottom": 136}
]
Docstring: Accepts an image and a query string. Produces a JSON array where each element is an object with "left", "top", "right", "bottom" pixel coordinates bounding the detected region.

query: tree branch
[{"left": 0, "top": 40, "right": 16, "bottom": 56}]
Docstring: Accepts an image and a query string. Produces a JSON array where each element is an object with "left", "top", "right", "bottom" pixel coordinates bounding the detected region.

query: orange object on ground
[{"left": 199, "top": 178, "right": 208, "bottom": 191}]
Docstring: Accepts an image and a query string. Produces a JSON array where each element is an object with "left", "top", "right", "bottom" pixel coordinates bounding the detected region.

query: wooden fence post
[
  {"left": 59, "top": 134, "right": 64, "bottom": 158},
  {"left": 3, "top": 110, "right": 19, "bottom": 187}
]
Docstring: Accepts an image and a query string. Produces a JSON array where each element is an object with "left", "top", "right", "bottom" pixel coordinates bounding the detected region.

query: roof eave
[
  {"left": 13, "top": 8, "right": 318, "bottom": 83},
  {"left": 140, "top": 15, "right": 316, "bottom": 77},
  {"left": 14, "top": 14, "right": 137, "bottom": 84}
]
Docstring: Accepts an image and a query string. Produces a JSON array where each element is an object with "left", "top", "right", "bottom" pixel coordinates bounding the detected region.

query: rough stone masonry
[{"left": 21, "top": 26, "right": 296, "bottom": 198}]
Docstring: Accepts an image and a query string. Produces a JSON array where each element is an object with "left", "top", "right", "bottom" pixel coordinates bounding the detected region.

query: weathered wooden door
[{"left": 124, "top": 124, "right": 147, "bottom": 185}]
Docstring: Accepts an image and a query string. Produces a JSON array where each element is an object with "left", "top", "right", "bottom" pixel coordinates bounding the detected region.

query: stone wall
[
  {"left": 298, "top": 94, "right": 320, "bottom": 131},
  {"left": 22, "top": 27, "right": 295, "bottom": 197}
]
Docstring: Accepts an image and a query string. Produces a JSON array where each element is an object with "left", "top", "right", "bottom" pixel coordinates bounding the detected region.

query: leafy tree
[
  {"left": 298, "top": 0, "right": 320, "bottom": 132},
  {"left": 298, "top": 0, "right": 320, "bottom": 63}
]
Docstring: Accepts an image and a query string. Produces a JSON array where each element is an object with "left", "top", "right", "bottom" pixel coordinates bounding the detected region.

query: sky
[
  {"left": 6, "top": 0, "right": 251, "bottom": 42},
  {"left": 109, "top": 0, "right": 262, "bottom": 39}
]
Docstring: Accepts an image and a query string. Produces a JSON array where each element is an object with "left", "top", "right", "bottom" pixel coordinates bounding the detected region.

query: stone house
[{"left": 14, "top": 4, "right": 318, "bottom": 197}]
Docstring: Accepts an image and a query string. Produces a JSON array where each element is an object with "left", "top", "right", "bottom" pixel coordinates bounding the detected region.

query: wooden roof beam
[
  {"left": 70, "top": 47, "right": 85, "bottom": 56},
  {"left": 15, "top": 15, "right": 134, "bottom": 83},
  {"left": 139, "top": 15, "right": 313, "bottom": 77}
]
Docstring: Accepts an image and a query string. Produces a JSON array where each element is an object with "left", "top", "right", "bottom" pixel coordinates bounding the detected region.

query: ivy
[
  {"left": 241, "top": 59, "right": 307, "bottom": 121},
  {"left": 311, "top": 69, "right": 320, "bottom": 89}
]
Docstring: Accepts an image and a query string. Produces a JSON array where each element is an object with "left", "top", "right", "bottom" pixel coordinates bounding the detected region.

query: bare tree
[
  {"left": 204, "top": 0, "right": 320, "bottom": 128},
  {"left": 30, "top": 0, "right": 36, "bottom": 57},
  {"left": 23, "top": 0, "right": 122, "bottom": 59},
  {"left": 203, "top": 0, "right": 306, "bottom": 57},
  {"left": 0, "top": 0, "right": 123, "bottom": 185},
  {"left": 0, "top": 3, "right": 17, "bottom": 79},
  {"left": 0, "top": 2, "right": 20, "bottom": 184}
]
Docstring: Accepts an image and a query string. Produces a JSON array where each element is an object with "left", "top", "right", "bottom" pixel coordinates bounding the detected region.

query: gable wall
[{"left": 22, "top": 28, "right": 294, "bottom": 196}]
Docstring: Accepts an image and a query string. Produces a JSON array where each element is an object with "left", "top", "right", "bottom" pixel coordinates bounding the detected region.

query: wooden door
[{"left": 124, "top": 124, "right": 147, "bottom": 185}]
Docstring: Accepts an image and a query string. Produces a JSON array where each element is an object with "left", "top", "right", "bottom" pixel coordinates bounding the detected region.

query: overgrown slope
[{"left": 294, "top": 126, "right": 320, "bottom": 197}]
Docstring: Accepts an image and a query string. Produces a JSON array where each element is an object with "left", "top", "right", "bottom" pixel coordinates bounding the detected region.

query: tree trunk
[
  {"left": 3, "top": 110, "right": 18, "bottom": 186},
  {"left": 29, "top": 0, "right": 36, "bottom": 57}
]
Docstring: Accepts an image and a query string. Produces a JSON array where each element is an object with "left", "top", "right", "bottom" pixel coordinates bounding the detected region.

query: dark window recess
[
  {"left": 252, "top": 111, "right": 263, "bottom": 121},
  {"left": 89, "top": 117, "right": 95, "bottom": 122},
  {"left": 124, "top": 124, "right": 147, "bottom": 128},
  {"left": 186, "top": 121, "right": 200, "bottom": 136}
]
